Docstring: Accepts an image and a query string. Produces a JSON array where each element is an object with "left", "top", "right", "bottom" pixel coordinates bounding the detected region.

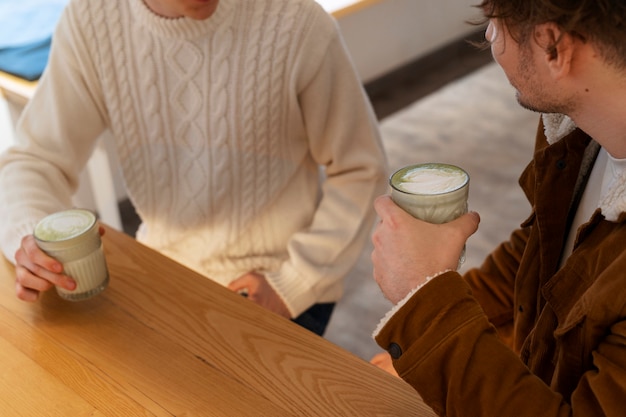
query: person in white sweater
[{"left": 0, "top": 0, "right": 387, "bottom": 335}]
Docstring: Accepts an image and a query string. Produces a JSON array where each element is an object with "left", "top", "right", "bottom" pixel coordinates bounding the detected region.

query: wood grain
[{"left": 0, "top": 225, "right": 436, "bottom": 416}]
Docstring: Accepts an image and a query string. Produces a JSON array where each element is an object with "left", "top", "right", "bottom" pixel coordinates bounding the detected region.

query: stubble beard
[{"left": 514, "top": 44, "right": 575, "bottom": 116}]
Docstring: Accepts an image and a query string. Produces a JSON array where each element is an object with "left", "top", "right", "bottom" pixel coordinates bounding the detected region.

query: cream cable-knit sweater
[{"left": 0, "top": 0, "right": 387, "bottom": 316}]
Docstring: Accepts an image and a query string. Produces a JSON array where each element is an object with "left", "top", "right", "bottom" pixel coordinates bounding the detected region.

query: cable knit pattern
[
  {"left": 135, "top": 31, "right": 171, "bottom": 228},
  {"left": 267, "top": 2, "right": 299, "bottom": 199},
  {"left": 207, "top": 10, "right": 234, "bottom": 243},
  {"left": 0, "top": 0, "right": 388, "bottom": 316},
  {"left": 237, "top": 4, "right": 267, "bottom": 255},
  {"left": 171, "top": 39, "right": 210, "bottom": 227},
  {"left": 251, "top": 7, "right": 275, "bottom": 244},
  {"left": 238, "top": 4, "right": 262, "bottom": 241}
]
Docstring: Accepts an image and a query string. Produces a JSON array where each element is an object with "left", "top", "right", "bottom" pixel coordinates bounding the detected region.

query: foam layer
[
  {"left": 396, "top": 165, "right": 467, "bottom": 194},
  {"left": 34, "top": 209, "right": 96, "bottom": 242}
]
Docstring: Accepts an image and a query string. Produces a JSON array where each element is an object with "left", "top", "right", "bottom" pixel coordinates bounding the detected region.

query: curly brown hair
[{"left": 476, "top": 0, "right": 626, "bottom": 69}]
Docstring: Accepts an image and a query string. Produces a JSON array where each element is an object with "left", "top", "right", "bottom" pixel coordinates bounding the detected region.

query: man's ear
[{"left": 534, "top": 22, "right": 575, "bottom": 79}]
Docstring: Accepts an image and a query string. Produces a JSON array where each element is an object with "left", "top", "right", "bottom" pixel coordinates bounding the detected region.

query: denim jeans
[{"left": 291, "top": 303, "right": 336, "bottom": 336}]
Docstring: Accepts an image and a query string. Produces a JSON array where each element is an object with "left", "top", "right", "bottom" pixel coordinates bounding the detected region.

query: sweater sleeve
[
  {"left": 264, "top": 11, "right": 388, "bottom": 317},
  {"left": 0, "top": 2, "right": 108, "bottom": 262}
]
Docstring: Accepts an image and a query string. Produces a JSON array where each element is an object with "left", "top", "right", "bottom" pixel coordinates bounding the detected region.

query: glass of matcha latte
[
  {"left": 389, "top": 163, "right": 470, "bottom": 268},
  {"left": 34, "top": 209, "right": 109, "bottom": 301}
]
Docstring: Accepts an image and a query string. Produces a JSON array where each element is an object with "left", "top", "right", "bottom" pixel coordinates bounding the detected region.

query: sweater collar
[
  {"left": 542, "top": 113, "right": 626, "bottom": 222},
  {"left": 131, "top": 0, "right": 234, "bottom": 40}
]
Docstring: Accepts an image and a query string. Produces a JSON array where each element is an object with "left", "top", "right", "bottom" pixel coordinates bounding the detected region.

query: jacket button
[
  {"left": 388, "top": 343, "right": 403, "bottom": 359},
  {"left": 556, "top": 159, "right": 567, "bottom": 170}
]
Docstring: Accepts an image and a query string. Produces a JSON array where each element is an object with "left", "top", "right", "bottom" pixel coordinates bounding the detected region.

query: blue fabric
[
  {"left": 0, "top": 0, "right": 68, "bottom": 80},
  {"left": 291, "top": 302, "right": 336, "bottom": 336},
  {"left": 0, "top": 39, "right": 52, "bottom": 81}
]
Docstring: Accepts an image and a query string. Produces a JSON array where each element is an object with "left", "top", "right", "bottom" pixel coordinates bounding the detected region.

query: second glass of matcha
[{"left": 389, "top": 162, "right": 470, "bottom": 268}]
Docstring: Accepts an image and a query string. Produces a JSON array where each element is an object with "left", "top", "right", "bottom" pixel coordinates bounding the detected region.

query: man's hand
[
  {"left": 13, "top": 226, "right": 105, "bottom": 302},
  {"left": 14, "top": 234, "right": 75, "bottom": 301},
  {"left": 371, "top": 195, "right": 480, "bottom": 304},
  {"left": 370, "top": 352, "right": 399, "bottom": 377},
  {"left": 228, "top": 271, "right": 291, "bottom": 318}
]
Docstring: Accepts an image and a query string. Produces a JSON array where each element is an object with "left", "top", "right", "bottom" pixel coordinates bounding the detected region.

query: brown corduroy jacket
[{"left": 375, "top": 119, "right": 626, "bottom": 417}]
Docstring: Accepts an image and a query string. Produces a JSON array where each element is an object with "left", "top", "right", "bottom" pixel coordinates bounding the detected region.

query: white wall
[{"left": 335, "top": 0, "right": 482, "bottom": 82}]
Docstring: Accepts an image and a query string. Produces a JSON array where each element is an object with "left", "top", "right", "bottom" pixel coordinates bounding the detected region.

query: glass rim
[
  {"left": 34, "top": 209, "right": 97, "bottom": 243},
  {"left": 389, "top": 163, "right": 469, "bottom": 196}
]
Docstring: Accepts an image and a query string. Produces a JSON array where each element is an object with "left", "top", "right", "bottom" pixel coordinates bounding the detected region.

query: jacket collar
[
  {"left": 542, "top": 113, "right": 577, "bottom": 145},
  {"left": 541, "top": 113, "right": 626, "bottom": 222}
]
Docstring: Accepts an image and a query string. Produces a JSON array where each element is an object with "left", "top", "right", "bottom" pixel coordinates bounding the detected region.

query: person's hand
[
  {"left": 370, "top": 352, "right": 399, "bottom": 377},
  {"left": 371, "top": 195, "right": 480, "bottom": 304},
  {"left": 14, "top": 234, "right": 75, "bottom": 301},
  {"left": 228, "top": 271, "right": 291, "bottom": 318},
  {"left": 13, "top": 226, "right": 106, "bottom": 302}
]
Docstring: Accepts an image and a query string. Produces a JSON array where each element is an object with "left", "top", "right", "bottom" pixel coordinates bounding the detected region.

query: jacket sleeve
[
  {"left": 0, "top": 2, "right": 107, "bottom": 262},
  {"left": 374, "top": 272, "right": 626, "bottom": 417},
  {"left": 264, "top": 9, "right": 388, "bottom": 317}
]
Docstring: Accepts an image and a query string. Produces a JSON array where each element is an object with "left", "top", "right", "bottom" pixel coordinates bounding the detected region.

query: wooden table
[
  {"left": 0, "top": 225, "right": 436, "bottom": 416},
  {"left": 0, "top": 71, "right": 35, "bottom": 108}
]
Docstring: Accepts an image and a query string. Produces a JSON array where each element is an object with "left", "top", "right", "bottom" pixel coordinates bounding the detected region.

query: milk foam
[
  {"left": 396, "top": 165, "right": 467, "bottom": 194},
  {"left": 35, "top": 210, "right": 96, "bottom": 241}
]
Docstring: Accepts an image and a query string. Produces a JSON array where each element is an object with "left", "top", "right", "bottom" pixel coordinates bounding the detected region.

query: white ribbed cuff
[{"left": 372, "top": 269, "right": 452, "bottom": 337}]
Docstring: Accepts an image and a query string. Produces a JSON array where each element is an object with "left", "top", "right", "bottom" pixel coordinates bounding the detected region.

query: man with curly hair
[{"left": 371, "top": 0, "right": 626, "bottom": 415}]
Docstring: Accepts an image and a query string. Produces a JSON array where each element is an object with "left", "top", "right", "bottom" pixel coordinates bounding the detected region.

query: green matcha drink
[
  {"left": 390, "top": 163, "right": 469, "bottom": 223},
  {"left": 390, "top": 163, "right": 470, "bottom": 267},
  {"left": 34, "top": 209, "right": 109, "bottom": 301}
]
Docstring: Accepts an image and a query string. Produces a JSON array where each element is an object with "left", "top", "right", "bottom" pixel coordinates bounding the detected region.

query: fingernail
[{"left": 66, "top": 277, "right": 77, "bottom": 290}]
